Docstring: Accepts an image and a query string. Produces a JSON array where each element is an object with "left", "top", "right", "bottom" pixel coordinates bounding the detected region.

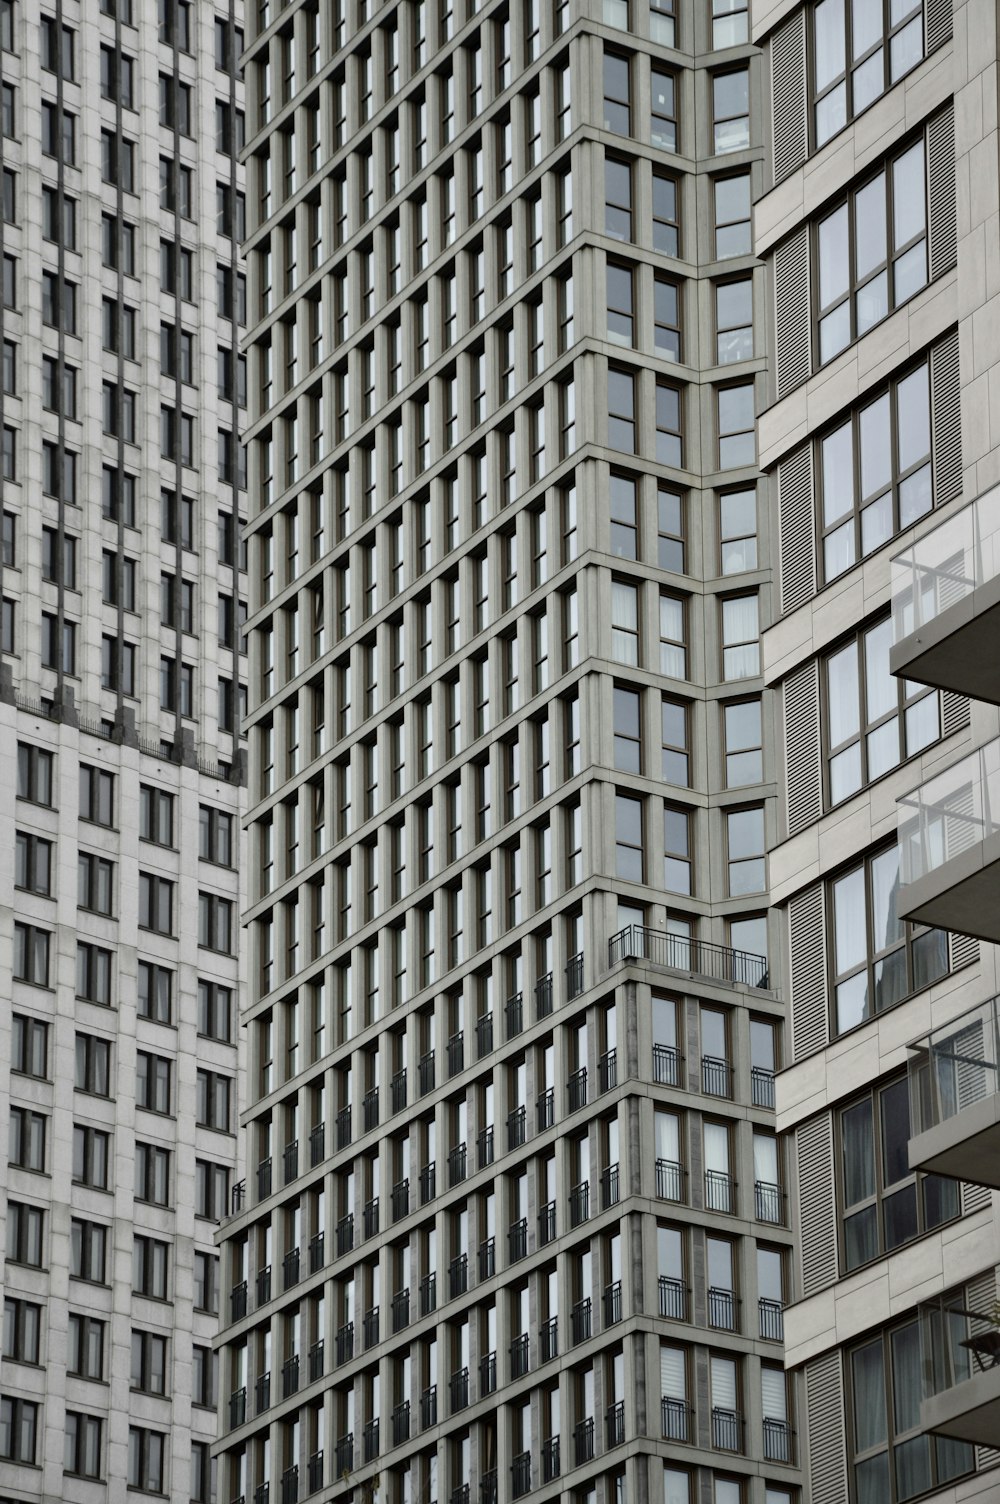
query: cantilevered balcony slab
[
  {"left": 890, "top": 487, "right": 1000, "bottom": 703},
  {"left": 921, "top": 1365, "right": 1000, "bottom": 1447},
  {"left": 908, "top": 996, "right": 1000, "bottom": 1187},
  {"left": 897, "top": 740, "right": 1000, "bottom": 943}
]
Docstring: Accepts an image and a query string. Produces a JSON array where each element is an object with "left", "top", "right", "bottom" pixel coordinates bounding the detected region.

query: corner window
[{"left": 813, "top": 0, "right": 925, "bottom": 149}]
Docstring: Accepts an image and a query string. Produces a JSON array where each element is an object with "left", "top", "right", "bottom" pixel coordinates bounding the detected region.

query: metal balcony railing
[
  {"left": 567, "top": 1066, "right": 588, "bottom": 1111},
  {"left": 655, "top": 1158, "right": 684, "bottom": 1201},
  {"left": 281, "top": 1466, "right": 298, "bottom": 1504},
  {"left": 449, "top": 1252, "right": 468, "bottom": 1297},
  {"left": 310, "top": 1121, "right": 325, "bottom": 1166},
  {"left": 653, "top": 1042, "right": 680, "bottom": 1085},
  {"left": 421, "top": 1384, "right": 437, "bottom": 1429},
  {"left": 448, "top": 1143, "right": 467, "bottom": 1186},
  {"left": 229, "top": 1387, "right": 247, "bottom": 1430},
  {"left": 391, "top": 1288, "right": 410, "bottom": 1333},
  {"left": 479, "top": 1236, "right": 496, "bottom": 1280},
  {"left": 282, "top": 1355, "right": 299, "bottom": 1399},
  {"left": 479, "top": 1350, "right": 497, "bottom": 1396},
  {"left": 537, "top": 1086, "right": 555, "bottom": 1131},
  {"left": 705, "top": 1168, "right": 733, "bottom": 1213},
  {"left": 603, "top": 1279, "right": 623, "bottom": 1326},
  {"left": 606, "top": 1400, "right": 625, "bottom": 1448},
  {"left": 538, "top": 1200, "right": 556, "bottom": 1245},
  {"left": 609, "top": 923, "right": 768, "bottom": 988},
  {"left": 336, "top": 1105, "right": 352, "bottom": 1150},
  {"left": 708, "top": 1286, "right": 736, "bottom": 1331},
  {"left": 476, "top": 1012, "right": 494, "bottom": 1058},
  {"left": 505, "top": 991, "right": 524, "bottom": 1039},
  {"left": 231, "top": 1280, "right": 248, "bottom": 1322},
  {"left": 450, "top": 1367, "right": 469, "bottom": 1412},
  {"left": 420, "top": 1161, "right": 436, "bottom": 1203},
  {"left": 701, "top": 1056, "right": 732, "bottom": 1098},
  {"left": 507, "top": 1105, "right": 526, "bottom": 1150},
  {"left": 419, "top": 1272, "right": 437, "bottom": 1316},
  {"left": 599, "top": 1048, "right": 618, "bottom": 1092},
  {"left": 392, "top": 1401, "right": 410, "bottom": 1447},
  {"left": 309, "top": 1231, "right": 325, "bottom": 1273},
  {"left": 254, "top": 1482, "right": 269, "bottom": 1504},
  {"left": 283, "top": 1140, "right": 299, "bottom": 1184},
  {"left": 763, "top": 1417, "right": 793, "bottom": 1463},
  {"left": 759, "top": 1296, "right": 784, "bottom": 1341},
  {"left": 712, "top": 1407, "right": 742, "bottom": 1452},
  {"left": 540, "top": 1316, "right": 558, "bottom": 1362},
  {"left": 363, "top": 1196, "right": 379, "bottom": 1238},
  {"left": 257, "top": 1157, "right": 273, "bottom": 1200},
  {"left": 478, "top": 1125, "right": 495, "bottom": 1169},
  {"left": 569, "top": 1181, "right": 590, "bottom": 1226},
  {"left": 535, "top": 971, "right": 553, "bottom": 1018},
  {"left": 336, "top": 1214, "right": 354, "bottom": 1256},
  {"left": 573, "top": 1418, "right": 595, "bottom": 1466},
  {"left": 256, "top": 1265, "right": 272, "bottom": 1305},
  {"left": 752, "top": 1066, "right": 775, "bottom": 1108},
  {"left": 451, "top": 1486, "right": 469, "bottom": 1504},
  {"left": 335, "top": 1322, "right": 354, "bottom": 1366},
  {"left": 659, "top": 1275, "right": 686, "bottom": 1320},
  {"left": 362, "top": 1419, "right": 379, "bottom": 1463},
  {"left": 571, "top": 1297, "right": 592, "bottom": 1344},
  {"left": 512, "top": 1451, "right": 531, "bottom": 1500},
  {"left": 307, "top": 1452, "right": 323, "bottom": 1493},
  {"left": 419, "top": 1050, "right": 435, "bottom": 1095},
  {"left": 447, "top": 1031, "right": 464, "bottom": 1077},
  {"left": 363, "top": 1087, "right": 379, "bottom": 1133},
  {"left": 283, "top": 1247, "right": 300, "bottom": 1290},
  {"left": 510, "top": 1331, "right": 529, "bottom": 1379},
  {"left": 508, "top": 1217, "right": 528, "bottom": 1262},
  {"left": 755, "top": 1180, "right": 783, "bottom": 1224},
  {"left": 479, "top": 1469, "right": 497, "bottom": 1504},
  {"left": 566, "top": 951, "right": 584, "bottom": 998},
  {"left": 334, "top": 1436, "right": 354, "bottom": 1476},
  {"left": 362, "top": 1306, "right": 379, "bottom": 1349},
  {"left": 391, "top": 1069, "right": 407, "bottom": 1114},
  {"left": 308, "top": 1339, "right": 324, "bottom": 1383},
  {"left": 601, "top": 1162, "right": 620, "bottom": 1209},
  {"left": 661, "top": 1397, "right": 689, "bottom": 1441},
  {"left": 541, "top": 1437, "right": 560, "bottom": 1483},
  {"left": 392, "top": 1179, "right": 410, "bottom": 1222}
]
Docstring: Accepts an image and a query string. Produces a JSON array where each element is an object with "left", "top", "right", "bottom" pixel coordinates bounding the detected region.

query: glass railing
[
  {"left": 918, "top": 1286, "right": 999, "bottom": 1435},
  {"left": 891, "top": 486, "right": 1000, "bottom": 642},
  {"left": 908, "top": 995, "right": 1000, "bottom": 1135},
  {"left": 897, "top": 738, "right": 1000, "bottom": 887}
]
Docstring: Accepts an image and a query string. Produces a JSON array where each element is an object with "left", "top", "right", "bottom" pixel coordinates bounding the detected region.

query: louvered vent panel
[
  {"left": 785, "top": 661, "right": 822, "bottom": 835},
  {"left": 805, "top": 1355, "right": 848, "bottom": 1504},
  {"left": 931, "top": 331, "right": 962, "bottom": 506},
  {"left": 950, "top": 930, "right": 979, "bottom": 971},
  {"left": 961, "top": 1179, "right": 991, "bottom": 1214},
  {"left": 926, "top": 0, "right": 954, "bottom": 52},
  {"left": 771, "top": 11, "right": 807, "bottom": 183},
  {"left": 774, "top": 229, "right": 811, "bottom": 397},
  {"left": 779, "top": 444, "right": 815, "bottom": 613},
  {"left": 928, "top": 106, "right": 957, "bottom": 278},
  {"left": 789, "top": 883, "right": 827, "bottom": 1059},
  {"left": 941, "top": 690, "right": 970, "bottom": 737},
  {"left": 797, "top": 1116, "right": 838, "bottom": 1295}
]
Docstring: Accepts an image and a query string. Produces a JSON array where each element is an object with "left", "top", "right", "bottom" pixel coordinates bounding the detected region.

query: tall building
[
  {"left": 757, "top": 0, "right": 1000, "bottom": 1496},
  {"left": 219, "top": 4, "right": 801, "bottom": 1504},
  {"left": 0, "top": 3, "right": 247, "bottom": 1501}
]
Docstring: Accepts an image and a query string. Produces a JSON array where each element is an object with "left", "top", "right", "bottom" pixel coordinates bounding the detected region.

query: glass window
[
  {"left": 715, "top": 174, "right": 751, "bottom": 258},
  {"left": 713, "top": 0, "right": 749, "bottom": 47},
  {"left": 831, "top": 845, "right": 948, "bottom": 1034},
  {"left": 615, "top": 793, "right": 644, "bottom": 881},
  {"left": 613, "top": 686, "right": 642, "bottom": 772},
  {"left": 658, "top": 486, "right": 685, "bottom": 572},
  {"left": 611, "top": 580, "right": 639, "bottom": 664},
  {"left": 605, "top": 156, "right": 633, "bottom": 241},
  {"left": 663, "top": 805, "right": 692, "bottom": 893},
  {"left": 654, "top": 277, "right": 682, "bottom": 360},
  {"left": 656, "top": 382, "right": 682, "bottom": 467},
  {"left": 653, "top": 171, "right": 680, "bottom": 256},
  {"left": 651, "top": 69, "right": 677, "bottom": 151},
  {"left": 716, "top": 279, "right": 752, "bottom": 364},
  {"left": 603, "top": 51, "right": 631, "bottom": 133},
  {"left": 813, "top": 0, "right": 925, "bottom": 149},
  {"left": 820, "top": 359, "right": 932, "bottom": 580},
  {"left": 723, "top": 699, "right": 762, "bottom": 785},
  {"left": 659, "top": 593, "right": 687, "bottom": 678},
  {"left": 719, "top": 488, "right": 757, "bottom": 573},
  {"left": 606, "top": 263, "right": 634, "bottom": 346},
  {"left": 661, "top": 698, "right": 689, "bottom": 784},
  {"left": 825, "top": 617, "right": 940, "bottom": 804},
  {"left": 610, "top": 473, "right": 638, "bottom": 556},
  {"left": 608, "top": 367, "right": 636, "bottom": 451},
  {"left": 721, "top": 594, "right": 759, "bottom": 679},
  {"left": 718, "top": 383, "right": 755, "bottom": 468},
  {"left": 817, "top": 141, "right": 926, "bottom": 364},
  {"left": 712, "top": 69, "right": 749, "bottom": 153}
]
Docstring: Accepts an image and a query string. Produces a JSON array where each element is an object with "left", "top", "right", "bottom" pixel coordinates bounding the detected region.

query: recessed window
[
  {"left": 605, "top": 156, "right": 633, "bottom": 241},
  {"left": 719, "top": 487, "right": 757, "bottom": 573},
  {"left": 653, "top": 171, "right": 680, "bottom": 256},
  {"left": 614, "top": 686, "right": 642, "bottom": 772},
  {"left": 723, "top": 699, "right": 763, "bottom": 786},
  {"left": 663, "top": 804, "right": 692, "bottom": 893},
  {"left": 603, "top": 51, "right": 631, "bottom": 133},
  {"left": 716, "top": 279, "right": 752, "bottom": 364},
  {"left": 718, "top": 383, "right": 755, "bottom": 468},
  {"left": 713, "top": 0, "right": 749, "bottom": 48},
  {"left": 726, "top": 807, "right": 765, "bottom": 894},
  {"left": 658, "top": 486, "right": 685, "bottom": 572},
  {"left": 659, "top": 593, "right": 687, "bottom": 678},
  {"left": 712, "top": 70, "right": 749, "bottom": 153},
  {"left": 606, "top": 263, "right": 634, "bottom": 346},
  {"left": 661, "top": 698, "right": 689, "bottom": 784},
  {"left": 714, "top": 175, "right": 751, "bottom": 259},
  {"left": 817, "top": 141, "right": 927, "bottom": 364},
  {"left": 608, "top": 367, "right": 636, "bottom": 452},
  {"left": 721, "top": 594, "right": 759, "bottom": 679},
  {"left": 656, "top": 382, "right": 683, "bottom": 467},
  {"left": 610, "top": 472, "right": 638, "bottom": 556},
  {"left": 655, "top": 277, "right": 682, "bottom": 360},
  {"left": 615, "top": 792, "right": 644, "bottom": 881},
  {"left": 611, "top": 579, "right": 639, "bottom": 664},
  {"left": 651, "top": 69, "right": 678, "bottom": 151}
]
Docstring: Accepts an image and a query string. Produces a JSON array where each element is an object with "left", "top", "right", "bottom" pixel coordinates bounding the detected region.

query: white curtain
[{"left": 660, "top": 1344, "right": 686, "bottom": 1399}]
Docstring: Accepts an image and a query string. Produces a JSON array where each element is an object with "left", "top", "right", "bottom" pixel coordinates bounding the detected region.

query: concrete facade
[{"left": 0, "top": 3, "right": 247, "bottom": 1501}]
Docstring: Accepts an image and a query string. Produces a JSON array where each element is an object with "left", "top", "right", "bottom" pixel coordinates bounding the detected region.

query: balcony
[
  {"left": 655, "top": 1158, "right": 684, "bottom": 1202},
  {"left": 336, "top": 1214, "right": 354, "bottom": 1257},
  {"left": 421, "top": 1384, "right": 438, "bottom": 1429},
  {"left": 362, "top": 1196, "right": 379, "bottom": 1238},
  {"left": 449, "top": 1253, "right": 468, "bottom": 1297},
  {"left": 537, "top": 1087, "right": 555, "bottom": 1131},
  {"left": 890, "top": 486, "right": 1000, "bottom": 703},
  {"left": 712, "top": 1407, "right": 742, "bottom": 1452},
  {"left": 535, "top": 971, "right": 553, "bottom": 1019},
  {"left": 573, "top": 1418, "right": 595, "bottom": 1466},
  {"left": 763, "top": 1417, "right": 793, "bottom": 1463},
  {"left": 566, "top": 951, "right": 584, "bottom": 998},
  {"left": 897, "top": 738, "right": 1000, "bottom": 942},
  {"left": 600, "top": 1162, "right": 620, "bottom": 1209},
  {"left": 479, "top": 1236, "right": 496, "bottom": 1280},
  {"left": 708, "top": 1286, "right": 737, "bottom": 1332},
  {"left": 392, "top": 1401, "right": 410, "bottom": 1447},
  {"left": 447, "top": 1031, "right": 464, "bottom": 1077},
  {"left": 919, "top": 1288, "right": 1000, "bottom": 1447},
  {"left": 609, "top": 923, "right": 768, "bottom": 988},
  {"left": 391, "top": 1069, "right": 407, "bottom": 1114},
  {"left": 334, "top": 1436, "right": 354, "bottom": 1476},
  {"left": 603, "top": 1279, "right": 623, "bottom": 1326},
  {"left": 507, "top": 1106, "right": 526, "bottom": 1150},
  {"left": 659, "top": 1275, "right": 686, "bottom": 1320},
  {"left": 505, "top": 991, "right": 524, "bottom": 1039},
  {"left": 282, "top": 1355, "right": 299, "bottom": 1399},
  {"left": 605, "top": 1400, "right": 625, "bottom": 1448},
  {"left": 256, "top": 1372, "right": 271, "bottom": 1412},
  {"left": 538, "top": 1200, "right": 557, "bottom": 1245},
  {"left": 450, "top": 1367, "right": 469, "bottom": 1413},
  {"left": 479, "top": 1468, "right": 497, "bottom": 1504},
  {"left": 283, "top": 1140, "right": 299, "bottom": 1185},
  {"left": 448, "top": 1143, "right": 467, "bottom": 1187},
  {"left": 705, "top": 1168, "right": 734, "bottom": 1214},
  {"left": 310, "top": 1122, "right": 325, "bottom": 1166},
  {"left": 759, "top": 1296, "right": 784, "bottom": 1341},
  {"left": 661, "top": 1396, "right": 689, "bottom": 1442},
  {"left": 231, "top": 1280, "right": 248, "bottom": 1322},
  {"left": 363, "top": 1087, "right": 379, "bottom": 1133},
  {"left": 362, "top": 1306, "right": 379, "bottom": 1349},
  {"left": 307, "top": 1453, "right": 323, "bottom": 1494},
  {"left": 653, "top": 1043, "right": 680, "bottom": 1085},
  {"left": 309, "top": 1339, "right": 324, "bottom": 1383},
  {"left": 755, "top": 1180, "right": 783, "bottom": 1225},
  {"left": 257, "top": 1157, "right": 273, "bottom": 1201},
  {"left": 419, "top": 1050, "right": 436, "bottom": 1094},
  {"left": 571, "top": 1297, "right": 592, "bottom": 1344},
  {"left": 229, "top": 1387, "right": 247, "bottom": 1430},
  {"left": 336, "top": 1105, "right": 352, "bottom": 1150},
  {"left": 569, "top": 1181, "right": 590, "bottom": 1226},
  {"left": 567, "top": 1066, "right": 588, "bottom": 1112},
  {"left": 419, "top": 1272, "right": 437, "bottom": 1316},
  {"left": 281, "top": 1467, "right": 298, "bottom": 1504},
  {"left": 907, "top": 994, "right": 1000, "bottom": 1187},
  {"left": 510, "top": 1332, "right": 529, "bottom": 1379},
  {"left": 391, "top": 1288, "right": 410, "bottom": 1333},
  {"left": 751, "top": 1066, "right": 775, "bottom": 1108},
  {"left": 283, "top": 1247, "right": 300, "bottom": 1290},
  {"left": 419, "top": 1161, "right": 436, "bottom": 1204},
  {"left": 362, "top": 1419, "right": 379, "bottom": 1463},
  {"left": 512, "top": 1452, "right": 531, "bottom": 1500},
  {"left": 541, "top": 1316, "right": 558, "bottom": 1362},
  {"left": 508, "top": 1218, "right": 528, "bottom": 1263},
  {"left": 476, "top": 1012, "right": 494, "bottom": 1057},
  {"left": 541, "top": 1438, "right": 560, "bottom": 1483},
  {"left": 479, "top": 1350, "right": 497, "bottom": 1396},
  {"left": 256, "top": 1265, "right": 272, "bottom": 1304},
  {"left": 702, "top": 1055, "right": 732, "bottom": 1099},
  {"left": 335, "top": 1322, "right": 354, "bottom": 1366},
  {"left": 392, "top": 1179, "right": 410, "bottom": 1222}
]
